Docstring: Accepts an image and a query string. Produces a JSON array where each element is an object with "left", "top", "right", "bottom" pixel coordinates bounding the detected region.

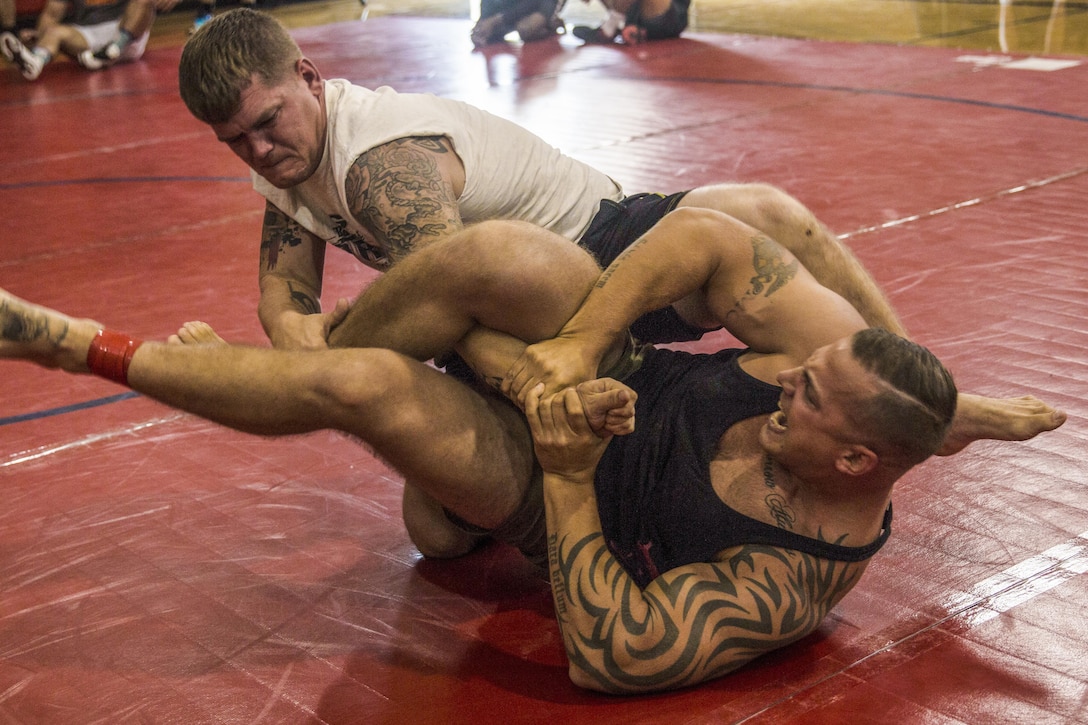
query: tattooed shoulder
[{"left": 749, "top": 235, "right": 798, "bottom": 297}]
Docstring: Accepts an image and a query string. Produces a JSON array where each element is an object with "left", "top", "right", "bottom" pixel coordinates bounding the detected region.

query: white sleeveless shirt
[{"left": 254, "top": 80, "right": 623, "bottom": 271}]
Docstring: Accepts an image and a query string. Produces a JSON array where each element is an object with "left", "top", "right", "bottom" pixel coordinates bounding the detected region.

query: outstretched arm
[
  {"left": 505, "top": 207, "right": 866, "bottom": 400},
  {"left": 506, "top": 208, "right": 1065, "bottom": 447},
  {"left": 678, "top": 184, "right": 908, "bottom": 336},
  {"left": 525, "top": 381, "right": 862, "bottom": 693}
]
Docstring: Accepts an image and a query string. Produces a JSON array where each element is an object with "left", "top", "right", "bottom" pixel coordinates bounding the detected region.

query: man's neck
[{"left": 772, "top": 456, "right": 896, "bottom": 545}]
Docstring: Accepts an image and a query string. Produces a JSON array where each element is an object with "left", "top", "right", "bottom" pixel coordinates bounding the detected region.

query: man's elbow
[
  {"left": 564, "top": 646, "right": 751, "bottom": 695},
  {"left": 565, "top": 659, "right": 679, "bottom": 696}
]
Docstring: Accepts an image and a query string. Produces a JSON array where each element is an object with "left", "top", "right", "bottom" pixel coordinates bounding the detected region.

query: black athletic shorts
[{"left": 581, "top": 190, "right": 718, "bottom": 344}]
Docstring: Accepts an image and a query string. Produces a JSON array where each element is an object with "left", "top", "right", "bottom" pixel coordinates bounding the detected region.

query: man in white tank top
[{"left": 178, "top": 9, "right": 903, "bottom": 359}]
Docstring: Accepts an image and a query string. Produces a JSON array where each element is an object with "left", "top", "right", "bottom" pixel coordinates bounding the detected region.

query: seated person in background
[
  {"left": 1, "top": 0, "right": 177, "bottom": 81},
  {"left": 572, "top": 0, "right": 689, "bottom": 44},
  {"left": 188, "top": 0, "right": 257, "bottom": 37},
  {"left": 471, "top": 0, "right": 565, "bottom": 47}
]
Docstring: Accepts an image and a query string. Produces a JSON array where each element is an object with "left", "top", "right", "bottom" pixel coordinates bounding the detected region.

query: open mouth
[{"left": 768, "top": 409, "right": 788, "bottom": 433}]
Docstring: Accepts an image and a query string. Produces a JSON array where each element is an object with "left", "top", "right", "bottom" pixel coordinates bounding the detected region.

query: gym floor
[{"left": 2, "top": 1, "right": 1087, "bottom": 723}]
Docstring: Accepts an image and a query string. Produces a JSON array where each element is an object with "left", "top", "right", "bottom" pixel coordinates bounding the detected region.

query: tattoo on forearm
[
  {"left": 595, "top": 236, "right": 649, "bottom": 289},
  {"left": 551, "top": 531, "right": 861, "bottom": 692},
  {"left": 749, "top": 235, "right": 798, "bottom": 297},
  {"left": 548, "top": 532, "right": 569, "bottom": 617},
  {"left": 261, "top": 212, "right": 307, "bottom": 271},
  {"left": 347, "top": 137, "right": 460, "bottom": 260},
  {"left": 286, "top": 282, "right": 320, "bottom": 315}
]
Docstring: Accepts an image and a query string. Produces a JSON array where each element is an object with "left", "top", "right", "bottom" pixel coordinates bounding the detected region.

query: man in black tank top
[{"left": 505, "top": 207, "right": 1061, "bottom": 694}]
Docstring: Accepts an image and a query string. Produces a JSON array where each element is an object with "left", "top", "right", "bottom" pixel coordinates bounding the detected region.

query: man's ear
[
  {"left": 298, "top": 57, "right": 322, "bottom": 92},
  {"left": 835, "top": 446, "right": 877, "bottom": 476}
]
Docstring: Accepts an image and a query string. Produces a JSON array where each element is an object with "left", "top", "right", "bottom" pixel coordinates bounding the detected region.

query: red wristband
[{"left": 86, "top": 329, "right": 144, "bottom": 386}]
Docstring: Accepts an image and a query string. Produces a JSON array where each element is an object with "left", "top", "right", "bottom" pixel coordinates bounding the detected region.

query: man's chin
[
  {"left": 264, "top": 173, "right": 303, "bottom": 189},
  {"left": 259, "top": 164, "right": 314, "bottom": 189}
]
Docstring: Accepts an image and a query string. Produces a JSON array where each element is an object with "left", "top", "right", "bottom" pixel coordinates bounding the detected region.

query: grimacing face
[
  {"left": 210, "top": 60, "right": 327, "bottom": 189},
  {"left": 761, "top": 336, "right": 882, "bottom": 472}
]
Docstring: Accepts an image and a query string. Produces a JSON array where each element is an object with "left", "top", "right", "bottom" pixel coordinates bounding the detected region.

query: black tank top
[{"left": 595, "top": 346, "right": 892, "bottom": 588}]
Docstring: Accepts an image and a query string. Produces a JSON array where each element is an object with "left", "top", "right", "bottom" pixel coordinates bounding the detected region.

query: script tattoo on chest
[
  {"left": 763, "top": 492, "right": 797, "bottom": 530},
  {"left": 761, "top": 453, "right": 796, "bottom": 530}
]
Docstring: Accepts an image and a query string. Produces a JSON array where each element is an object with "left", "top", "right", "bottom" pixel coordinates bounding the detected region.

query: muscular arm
[
  {"left": 547, "top": 491, "right": 861, "bottom": 693},
  {"left": 527, "top": 382, "right": 861, "bottom": 693},
  {"left": 344, "top": 136, "right": 465, "bottom": 263},
  {"left": 574, "top": 208, "right": 860, "bottom": 354},
  {"left": 257, "top": 201, "right": 329, "bottom": 350},
  {"left": 506, "top": 207, "right": 866, "bottom": 397}
]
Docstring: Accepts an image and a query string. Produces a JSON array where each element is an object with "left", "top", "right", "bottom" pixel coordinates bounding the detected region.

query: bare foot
[
  {"left": 937, "top": 393, "right": 1067, "bottom": 456},
  {"left": 167, "top": 321, "right": 226, "bottom": 346},
  {"left": 0, "top": 287, "right": 100, "bottom": 373}
]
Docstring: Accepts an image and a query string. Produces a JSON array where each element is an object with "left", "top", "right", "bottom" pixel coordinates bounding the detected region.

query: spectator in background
[
  {"left": 572, "top": 0, "right": 688, "bottom": 44},
  {"left": 471, "top": 0, "right": 564, "bottom": 47},
  {"left": 1, "top": 0, "right": 178, "bottom": 80}
]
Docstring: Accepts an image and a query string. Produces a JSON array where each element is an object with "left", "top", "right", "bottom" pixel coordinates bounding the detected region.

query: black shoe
[{"left": 572, "top": 24, "right": 616, "bottom": 44}]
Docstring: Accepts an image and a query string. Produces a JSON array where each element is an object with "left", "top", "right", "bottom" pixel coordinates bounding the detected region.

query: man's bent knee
[{"left": 679, "top": 182, "right": 818, "bottom": 241}]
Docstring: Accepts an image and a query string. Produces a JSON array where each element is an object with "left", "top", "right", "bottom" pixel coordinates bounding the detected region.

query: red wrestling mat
[{"left": 2, "top": 16, "right": 1087, "bottom": 724}]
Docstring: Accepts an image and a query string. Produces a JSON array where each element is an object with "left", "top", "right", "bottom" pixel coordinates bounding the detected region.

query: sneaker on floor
[
  {"left": 77, "top": 49, "right": 103, "bottom": 70},
  {"left": 77, "top": 41, "right": 120, "bottom": 71},
  {"left": 572, "top": 24, "right": 616, "bottom": 44},
  {"left": 2, "top": 32, "right": 45, "bottom": 80}
]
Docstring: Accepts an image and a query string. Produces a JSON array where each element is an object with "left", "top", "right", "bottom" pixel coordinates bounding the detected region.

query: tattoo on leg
[{"left": 1, "top": 299, "right": 67, "bottom": 347}]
